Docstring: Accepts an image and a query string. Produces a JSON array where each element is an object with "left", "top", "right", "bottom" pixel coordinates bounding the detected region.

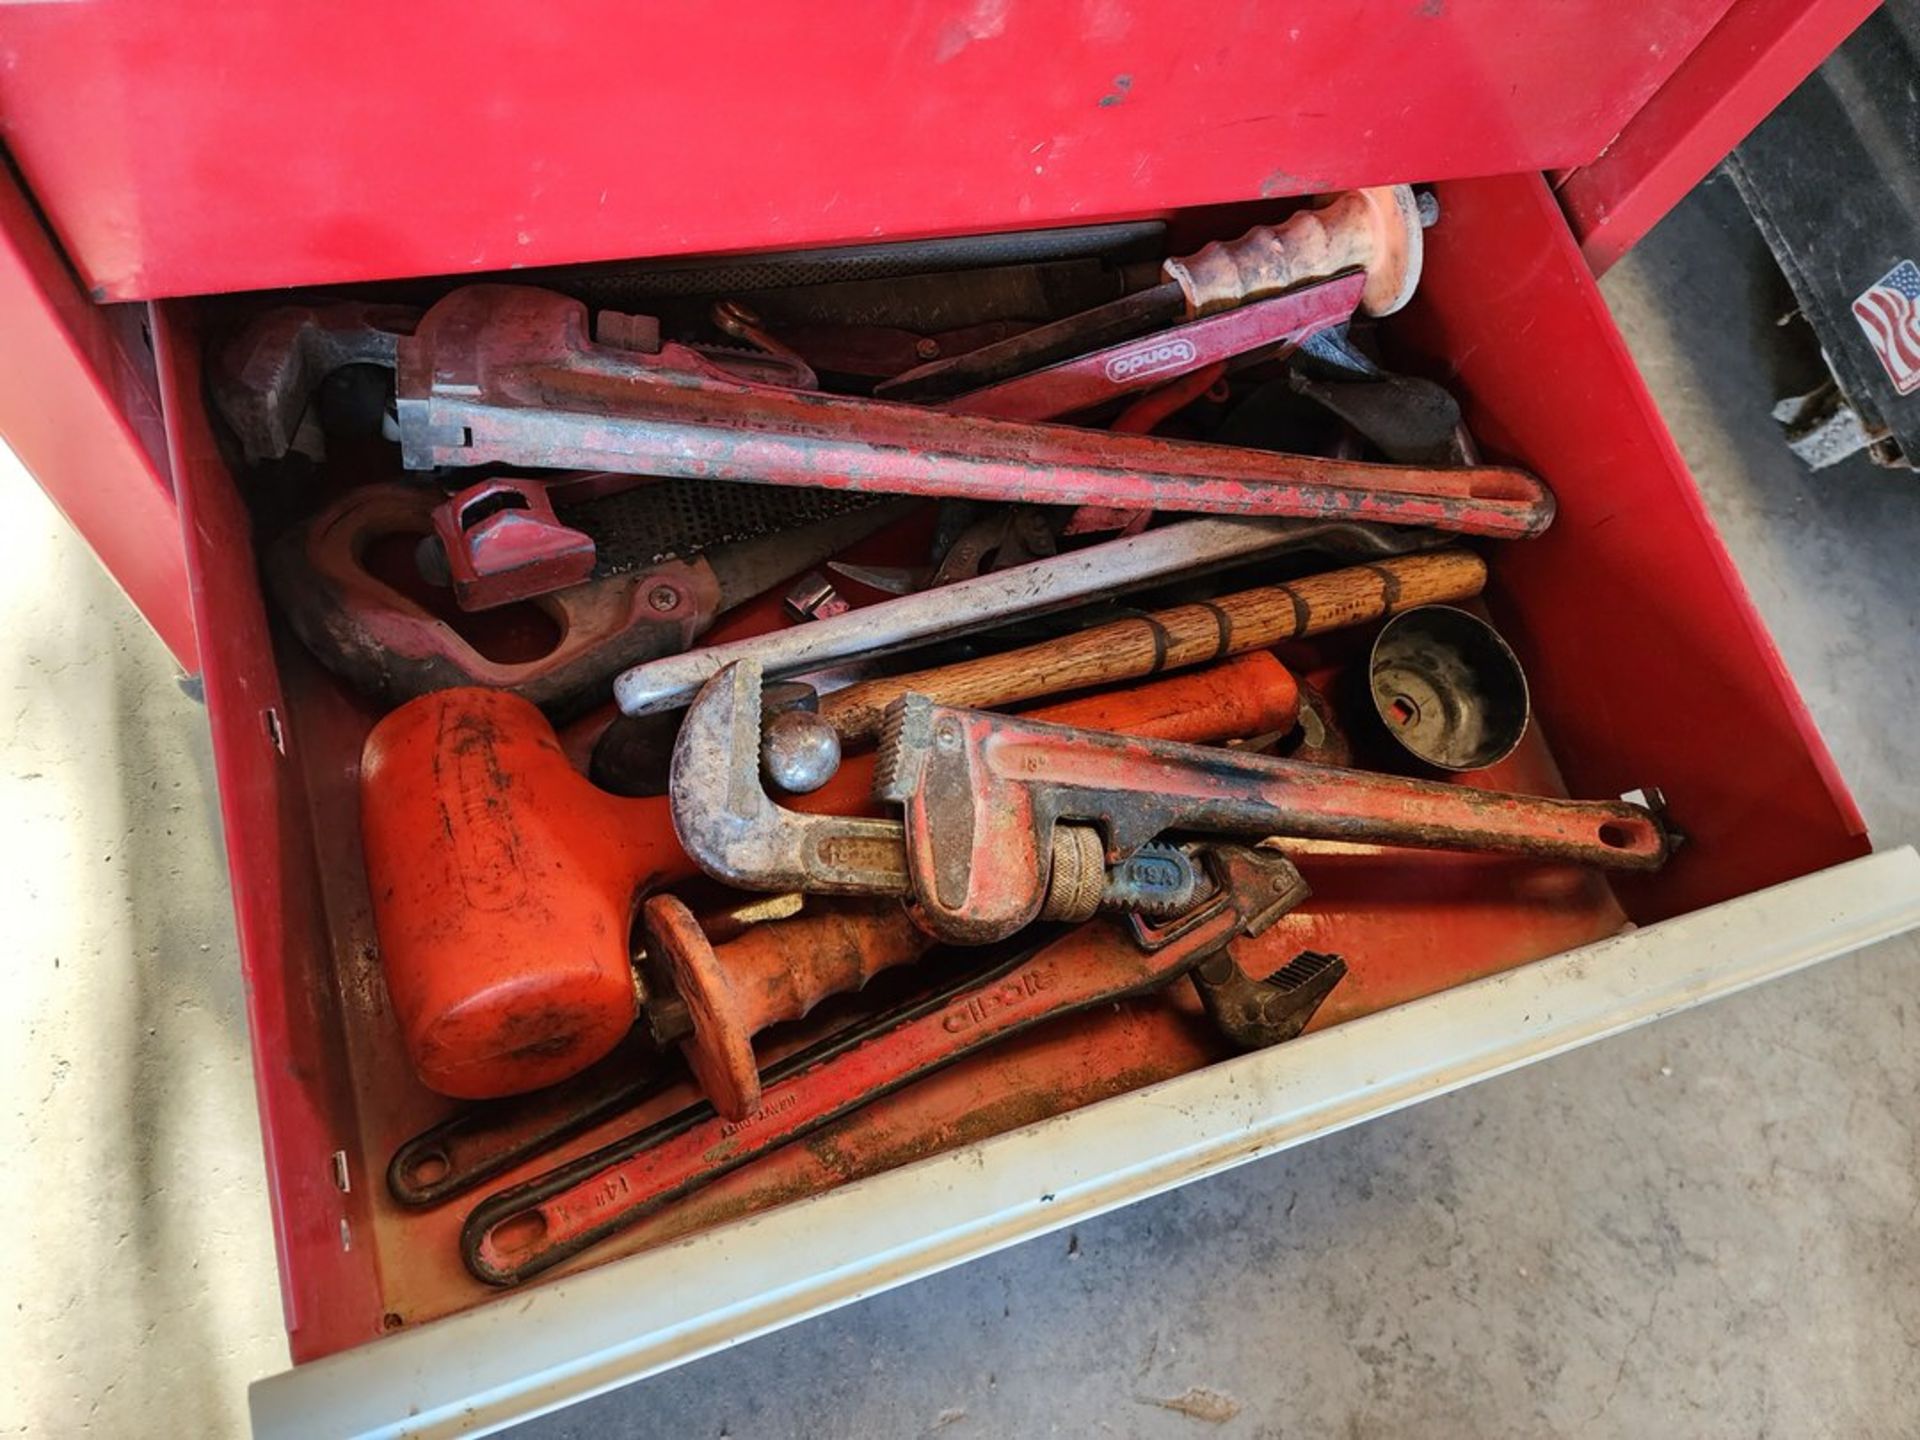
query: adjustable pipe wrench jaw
[
  {"left": 212, "top": 301, "right": 421, "bottom": 463},
  {"left": 1128, "top": 845, "right": 1310, "bottom": 955},
  {"left": 395, "top": 286, "right": 821, "bottom": 471},
  {"left": 215, "top": 287, "right": 816, "bottom": 469},
  {"left": 879, "top": 694, "right": 1059, "bottom": 942},
  {"left": 874, "top": 693, "right": 1178, "bottom": 944},
  {"left": 682, "top": 664, "right": 1661, "bottom": 953},
  {"left": 1131, "top": 846, "right": 1347, "bottom": 1049},
  {"left": 871, "top": 693, "right": 1670, "bottom": 947},
  {"left": 670, "top": 662, "right": 1203, "bottom": 945},
  {"left": 670, "top": 658, "right": 912, "bottom": 898}
]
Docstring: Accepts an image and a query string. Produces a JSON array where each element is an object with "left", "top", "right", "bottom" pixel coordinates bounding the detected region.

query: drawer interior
[{"left": 150, "top": 171, "right": 1867, "bottom": 1364}]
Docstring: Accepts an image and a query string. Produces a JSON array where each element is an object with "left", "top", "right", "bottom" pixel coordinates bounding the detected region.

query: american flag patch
[{"left": 1852, "top": 259, "right": 1920, "bottom": 395}]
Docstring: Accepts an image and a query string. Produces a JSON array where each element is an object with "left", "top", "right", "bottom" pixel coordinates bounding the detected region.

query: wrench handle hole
[
  {"left": 404, "top": 1149, "right": 451, "bottom": 1188},
  {"left": 487, "top": 1210, "right": 549, "bottom": 1256}
]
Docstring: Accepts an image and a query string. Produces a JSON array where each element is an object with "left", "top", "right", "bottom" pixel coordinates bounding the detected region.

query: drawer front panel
[{"left": 2, "top": 1, "right": 1732, "bottom": 300}]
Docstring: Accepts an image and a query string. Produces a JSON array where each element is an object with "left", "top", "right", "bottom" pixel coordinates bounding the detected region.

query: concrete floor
[
  {"left": 0, "top": 449, "right": 286, "bottom": 1431},
  {"left": 5, "top": 172, "right": 1919, "bottom": 1437}
]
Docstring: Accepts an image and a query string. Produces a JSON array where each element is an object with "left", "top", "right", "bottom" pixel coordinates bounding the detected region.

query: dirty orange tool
[
  {"left": 1060, "top": 358, "right": 1231, "bottom": 538},
  {"left": 362, "top": 689, "right": 673, "bottom": 1100},
  {"left": 361, "top": 656, "right": 1300, "bottom": 1099},
  {"left": 877, "top": 186, "right": 1426, "bottom": 402},
  {"left": 794, "top": 650, "right": 1297, "bottom": 817},
  {"left": 642, "top": 898, "right": 931, "bottom": 1119}
]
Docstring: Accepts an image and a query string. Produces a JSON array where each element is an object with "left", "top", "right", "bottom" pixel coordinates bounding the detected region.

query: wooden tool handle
[{"left": 820, "top": 549, "right": 1486, "bottom": 743}]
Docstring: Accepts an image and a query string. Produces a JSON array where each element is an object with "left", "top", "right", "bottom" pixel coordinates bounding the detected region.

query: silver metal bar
[{"left": 614, "top": 517, "right": 1352, "bottom": 716}]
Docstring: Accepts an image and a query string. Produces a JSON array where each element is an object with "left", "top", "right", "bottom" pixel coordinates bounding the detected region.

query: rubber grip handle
[
  {"left": 1163, "top": 186, "right": 1422, "bottom": 318},
  {"left": 723, "top": 905, "right": 933, "bottom": 1034},
  {"left": 648, "top": 896, "right": 934, "bottom": 1119}
]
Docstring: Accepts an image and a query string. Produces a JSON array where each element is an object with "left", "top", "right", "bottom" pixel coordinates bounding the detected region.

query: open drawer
[{"left": 142, "top": 170, "right": 1920, "bottom": 1436}]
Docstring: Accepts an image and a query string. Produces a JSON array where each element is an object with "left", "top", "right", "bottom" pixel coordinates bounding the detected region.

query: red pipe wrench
[{"left": 393, "top": 285, "right": 1554, "bottom": 539}]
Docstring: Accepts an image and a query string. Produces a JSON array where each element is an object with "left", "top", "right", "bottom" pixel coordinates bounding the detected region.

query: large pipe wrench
[
  {"left": 670, "top": 661, "right": 1672, "bottom": 945},
  {"left": 390, "top": 284, "right": 1550, "bottom": 536},
  {"left": 212, "top": 283, "right": 1553, "bottom": 539}
]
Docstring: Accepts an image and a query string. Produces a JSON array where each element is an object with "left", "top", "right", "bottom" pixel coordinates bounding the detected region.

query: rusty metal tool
[
  {"left": 268, "top": 484, "right": 905, "bottom": 714},
  {"left": 1368, "top": 605, "right": 1532, "bottom": 772},
  {"left": 461, "top": 845, "right": 1337, "bottom": 1286},
  {"left": 612, "top": 515, "right": 1422, "bottom": 717},
  {"left": 1190, "top": 948, "right": 1346, "bottom": 1050},
  {"left": 835, "top": 355, "right": 1419, "bottom": 598},
  {"left": 932, "top": 270, "right": 1364, "bottom": 422},
  {"left": 211, "top": 300, "right": 421, "bottom": 463},
  {"left": 828, "top": 279, "right": 1360, "bottom": 597},
  {"left": 647, "top": 854, "right": 1187, "bottom": 1122},
  {"left": 782, "top": 571, "right": 851, "bottom": 622},
  {"left": 389, "top": 284, "right": 1549, "bottom": 536},
  {"left": 876, "top": 186, "right": 1427, "bottom": 402},
  {"left": 559, "top": 476, "right": 884, "bottom": 580},
  {"left": 771, "top": 320, "right": 1031, "bottom": 381},
  {"left": 423, "top": 472, "right": 886, "bottom": 612},
  {"left": 818, "top": 547, "right": 1489, "bottom": 743},
  {"left": 1288, "top": 370, "right": 1471, "bottom": 467},
  {"left": 708, "top": 299, "right": 819, "bottom": 391},
  {"left": 211, "top": 296, "right": 815, "bottom": 466},
  {"left": 388, "top": 1036, "right": 672, "bottom": 1208},
  {"left": 592, "top": 649, "right": 1300, "bottom": 799},
  {"left": 760, "top": 704, "right": 844, "bottom": 796},
  {"left": 828, "top": 503, "right": 1060, "bottom": 596},
  {"left": 1061, "top": 360, "right": 1234, "bottom": 538},
  {"left": 363, "top": 662, "right": 1301, "bottom": 1099},
  {"left": 871, "top": 696, "right": 1672, "bottom": 943},
  {"left": 427, "top": 475, "right": 599, "bottom": 611},
  {"left": 669, "top": 659, "right": 1672, "bottom": 944}
]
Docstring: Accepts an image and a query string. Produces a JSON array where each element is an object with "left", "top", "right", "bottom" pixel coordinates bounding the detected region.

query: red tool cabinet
[{"left": 3, "top": 3, "right": 1915, "bottom": 1435}]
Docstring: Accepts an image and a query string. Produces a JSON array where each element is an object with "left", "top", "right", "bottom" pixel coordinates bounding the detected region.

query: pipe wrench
[{"left": 669, "top": 661, "right": 1673, "bottom": 944}]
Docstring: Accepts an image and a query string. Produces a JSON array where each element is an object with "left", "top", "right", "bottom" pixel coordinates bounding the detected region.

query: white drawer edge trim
[{"left": 252, "top": 846, "right": 1920, "bottom": 1440}]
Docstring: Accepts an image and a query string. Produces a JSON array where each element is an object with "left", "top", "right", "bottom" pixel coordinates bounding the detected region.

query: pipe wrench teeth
[
  {"left": 1191, "top": 947, "right": 1349, "bottom": 1050},
  {"left": 870, "top": 694, "right": 933, "bottom": 803}
]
